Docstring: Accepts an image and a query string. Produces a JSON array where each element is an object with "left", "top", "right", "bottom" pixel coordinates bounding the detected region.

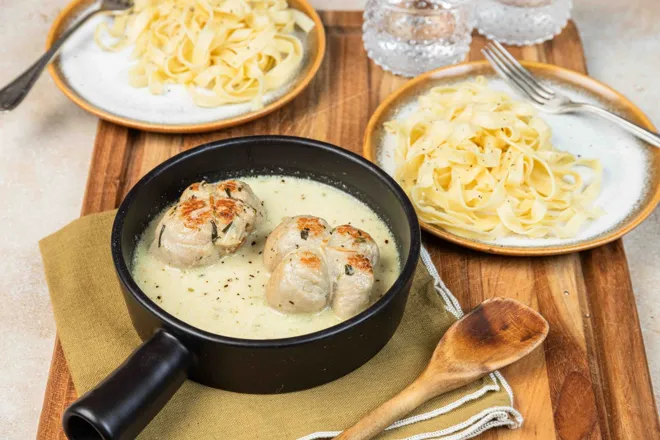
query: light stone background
[{"left": 0, "top": 0, "right": 658, "bottom": 438}]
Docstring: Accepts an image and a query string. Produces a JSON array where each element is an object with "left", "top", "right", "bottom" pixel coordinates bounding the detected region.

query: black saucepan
[{"left": 62, "top": 136, "right": 421, "bottom": 440}]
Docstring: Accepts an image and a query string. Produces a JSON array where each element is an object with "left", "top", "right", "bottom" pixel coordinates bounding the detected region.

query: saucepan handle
[{"left": 63, "top": 329, "right": 192, "bottom": 440}]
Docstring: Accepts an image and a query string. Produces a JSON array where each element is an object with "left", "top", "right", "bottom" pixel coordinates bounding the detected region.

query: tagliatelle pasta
[
  {"left": 386, "top": 77, "right": 604, "bottom": 240},
  {"left": 94, "top": 0, "right": 314, "bottom": 109}
]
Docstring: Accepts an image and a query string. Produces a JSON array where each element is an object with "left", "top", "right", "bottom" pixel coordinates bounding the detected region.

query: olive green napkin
[{"left": 40, "top": 211, "right": 522, "bottom": 440}]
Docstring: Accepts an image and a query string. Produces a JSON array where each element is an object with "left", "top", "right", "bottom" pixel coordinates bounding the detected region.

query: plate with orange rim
[
  {"left": 363, "top": 61, "right": 660, "bottom": 256},
  {"left": 46, "top": 0, "right": 325, "bottom": 133}
]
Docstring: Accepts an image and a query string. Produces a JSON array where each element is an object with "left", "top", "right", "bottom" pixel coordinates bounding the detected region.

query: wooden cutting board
[{"left": 37, "top": 12, "right": 660, "bottom": 439}]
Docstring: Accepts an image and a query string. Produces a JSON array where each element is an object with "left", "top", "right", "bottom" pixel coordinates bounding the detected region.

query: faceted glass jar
[
  {"left": 363, "top": 0, "right": 474, "bottom": 77},
  {"left": 475, "top": 0, "right": 572, "bottom": 45}
]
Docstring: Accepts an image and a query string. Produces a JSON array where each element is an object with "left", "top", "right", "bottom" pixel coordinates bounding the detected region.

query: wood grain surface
[
  {"left": 336, "top": 298, "right": 550, "bottom": 440},
  {"left": 37, "top": 12, "right": 660, "bottom": 440}
]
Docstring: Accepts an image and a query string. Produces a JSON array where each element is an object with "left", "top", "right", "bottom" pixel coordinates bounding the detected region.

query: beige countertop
[{"left": 1, "top": 0, "right": 658, "bottom": 438}]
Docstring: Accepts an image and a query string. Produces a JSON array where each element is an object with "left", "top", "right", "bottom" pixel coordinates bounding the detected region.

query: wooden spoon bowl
[{"left": 336, "top": 298, "right": 549, "bottom": 440}]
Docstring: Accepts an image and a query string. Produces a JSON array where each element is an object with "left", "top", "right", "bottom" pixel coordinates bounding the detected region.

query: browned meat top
[
  {"left": 211, "top": 197, "right": 243, "bottom": 222},
  {"left": 347, "top": 254, "right": 373, "bottom": 273},
  {"left": 334, "top": 225, "right": 373, "bottom": 243},
  {"left": 217, "top": 180, "right": 241, "bottom": 195},
  {"left": 178, "top": 198, "right": 211, "bottom": 228},
  {"left": 296, "top": 216, "right": 329, "bottom": 236},
  {"left": 299, "top": 251, "right": 322, "bottom": 269}
]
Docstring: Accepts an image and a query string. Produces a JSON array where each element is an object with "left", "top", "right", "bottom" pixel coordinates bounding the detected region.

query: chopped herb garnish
[
  {"left": 222, "top": 221, "right": 233, "bottom": 233},
  {"left": 289, "top": 300, "right": 295, "bottom": 305},
  {"left": 355, "top": 237, "right": 367, "bottom": 243},
  {"left": 224, "top": 187, "right": 232, "bottom": 198},
  {"left": 188, "top": 288, "right": 194, "bottom": 292},
  {"left": 158, "top": 224, "right": 166, "bottom": 247},
  {"left": 345, "top": 264, "right": 354, "bottom": 276},
  {"left": 210, "top": 220, "right": 218, "bottom": 243},
  {"left": 300, "top": 228, "right": 310, "bottom": 240}
]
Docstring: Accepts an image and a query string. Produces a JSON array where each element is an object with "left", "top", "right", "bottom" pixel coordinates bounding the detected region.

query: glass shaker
[
  {"left": 475, "top": 0, "right": 572, "bottom": 45},
  {"left": 363, "top": 0, "right": 474, "bottom": 78}
]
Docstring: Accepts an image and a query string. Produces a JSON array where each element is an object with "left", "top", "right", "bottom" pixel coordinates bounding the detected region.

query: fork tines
[{"left": 482, "top": 41, "right": 556, "bottom": 105}]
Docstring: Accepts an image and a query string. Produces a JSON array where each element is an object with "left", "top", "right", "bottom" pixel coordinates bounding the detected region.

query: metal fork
[
  {"left": 0, "top": 0, "right": 132, "bottom": 112},
  {"left": 482, "top": 41, "right": 660, "bottom": 148}
]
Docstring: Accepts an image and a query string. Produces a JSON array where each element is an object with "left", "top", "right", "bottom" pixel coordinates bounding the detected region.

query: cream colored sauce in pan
[{"left": 132, "top": 175, "right": 401, "bottom": 339}]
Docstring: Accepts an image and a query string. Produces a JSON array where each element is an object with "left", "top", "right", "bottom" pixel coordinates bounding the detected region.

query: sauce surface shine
[{"left": 132, "top": 175, "right": 401, "bottom": 339}]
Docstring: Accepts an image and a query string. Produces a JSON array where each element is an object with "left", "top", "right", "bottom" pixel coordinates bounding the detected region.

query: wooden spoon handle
[
  {"left": 336, "top": 298, "right": 549, "bottom": 440},
  {"left": 335, "top": 378, "right": 435, "bottom": 440}
]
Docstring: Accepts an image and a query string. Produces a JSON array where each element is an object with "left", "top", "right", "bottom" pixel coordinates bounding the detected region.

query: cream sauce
[{"left": 132, "top": 175, "right": 401, "bottom": 339}]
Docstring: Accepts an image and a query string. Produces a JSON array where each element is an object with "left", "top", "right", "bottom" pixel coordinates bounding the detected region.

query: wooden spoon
[{"left": 335, "top": 297, "right": 549, "bottom": 440}]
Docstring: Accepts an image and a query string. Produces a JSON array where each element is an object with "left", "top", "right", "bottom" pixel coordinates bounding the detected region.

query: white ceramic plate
[
  {"left": 364, "top": 62, "right": 660, "bottom": 256},
  {"left": 46, "top": 0, "right": 325, "bottom": 133}
]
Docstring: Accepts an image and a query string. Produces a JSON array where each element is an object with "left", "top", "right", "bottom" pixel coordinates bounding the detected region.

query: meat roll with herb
[
  {"left": 265, "top": 248, "right": 332, "bottom": 313},
  {"left": 262, "top": 215, "right": 331, "bottom": 271},
  {"left": 150, "top": 180, "right": 263, "bottom": 268},
  {"left": 325, "top": 225, "right": 379, "bottom": 318}
]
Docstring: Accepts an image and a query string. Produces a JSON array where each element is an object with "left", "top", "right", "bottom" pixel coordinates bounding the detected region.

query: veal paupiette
[
  {"left": 132, "top": 175, "right": 400, "bottom": 339},
  {"left": 265, "top": 216, "right": 380, "bottom": 319}
]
